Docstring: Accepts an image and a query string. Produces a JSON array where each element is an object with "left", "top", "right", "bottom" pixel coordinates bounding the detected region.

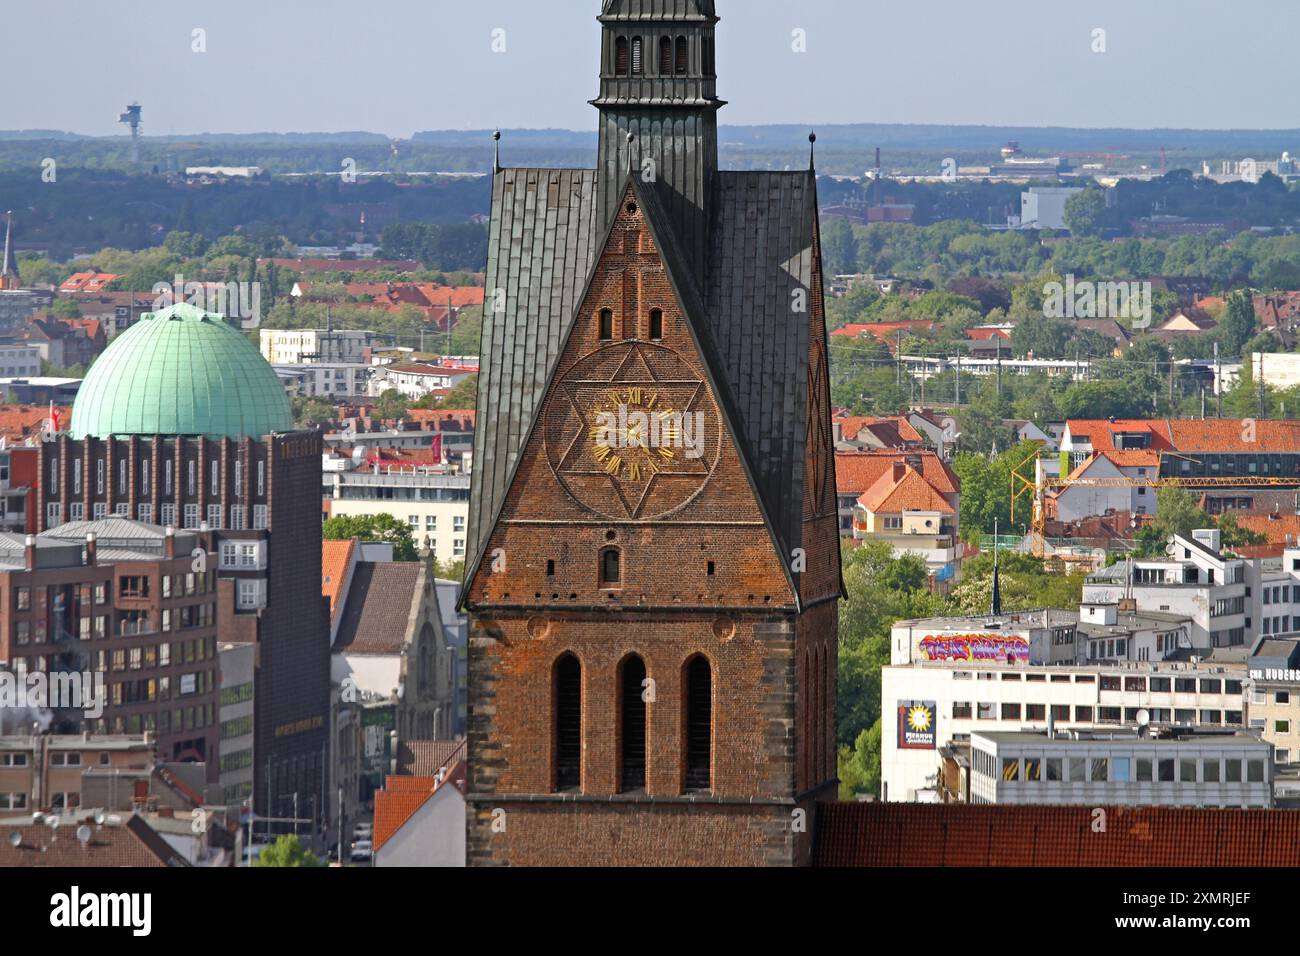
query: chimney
[
  {"left": 893, "top": 461, "right": 907, "bottom": 483},
  {"left": 164, "top": 526, "right": 175, "bottom": 558},
  {"left": 85, "top": 532, "right": 96, "bottom": 566},
  {"left": 23, "top": 533, "right": 35, "bottom": 571}
]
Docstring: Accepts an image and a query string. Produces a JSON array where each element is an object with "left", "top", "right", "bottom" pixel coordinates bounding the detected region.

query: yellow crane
[{"left": 1011, "top": 451, "right": 1300, "bottom": 558}]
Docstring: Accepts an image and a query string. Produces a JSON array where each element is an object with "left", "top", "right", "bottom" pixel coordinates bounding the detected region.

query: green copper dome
[{"left": 70, "top": 302, "right": 293, "bottom": 440}]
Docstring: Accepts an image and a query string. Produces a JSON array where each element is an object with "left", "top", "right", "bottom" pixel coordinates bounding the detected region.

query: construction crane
[{"left": 1011, "top": 451, "right": 1300, "bottom": 558}]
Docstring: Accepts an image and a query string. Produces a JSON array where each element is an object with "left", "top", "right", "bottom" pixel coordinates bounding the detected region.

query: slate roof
[
  {"left": 602, "top": 0, "right": 715, "bottom": 19},
  {"left": 334, "top": 562, "right": 420, "bottom": 654},
  {"left": 466, "top": 168, "right": 601, "bottom": 587},
  {"left": 464, "top": 168, "right": 820, "bottom": 599},
  {"left": 816, "top": 802, "right": 1300, "bottom": 867},
  {"left": 396, "top": 738, "right": 466, "bottom": 777}
]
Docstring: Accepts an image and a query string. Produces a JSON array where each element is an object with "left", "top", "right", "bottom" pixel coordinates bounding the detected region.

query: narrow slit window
[
  {"left": 546, "top": 559, "right": 556, "bottom": 577},
  {"left": 707, "top": 560, "right": 715, "bottom": 577},
  {"left": 620, "top": 655, "right": 647, "bottom": 792},
  {"left": 554, "top": 654, "right": 582, "bottom": 791},
  {"left": 599, "top": 309, "right": 613, "bottom": 340},
  {"left": 649, "top": 309, "right": 664, "bottom": 340},
  {"left": 684, "top": 656, "right": 712, "bottom": 791}
]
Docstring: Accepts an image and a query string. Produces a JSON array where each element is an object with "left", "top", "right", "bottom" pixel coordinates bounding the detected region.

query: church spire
[
  {"left": 0, "top": 212, "right": 19, "bottom": 291},
  {"left": 593, "top": 1, "right": 724, "bottom": 282}
]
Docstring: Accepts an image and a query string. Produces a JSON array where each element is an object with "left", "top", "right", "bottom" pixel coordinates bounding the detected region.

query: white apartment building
[
  {"left": 882, "top": 657, "right": 1248, "bottom": 802},
  {"left": 323, "top": 469, "right": 470, "bottom": 566},
  {"left": 1020, "top": 186, "right": 1084, "bottom": 231},
  {"left": 969, "top": 730, "right": 1272, "bottom": 808},
  {"left": 0, "top": 345, "right": 42, "bottom": 379},
  {"left": 1082, "top": 531, "right": 1249, "bottom": 651},
  {"left": 260, "top": 328, "right": 381, "bottom": 365},
  {"left": 274, "top": 363, "right": 372, "bottom": 399},
  {"left": 369, "top": 363, "right": 476, "bottom": 400}
]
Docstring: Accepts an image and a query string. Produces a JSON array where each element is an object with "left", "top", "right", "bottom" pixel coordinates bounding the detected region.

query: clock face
[{"left": 544, "top": 341, "right": 721, "bottom": 520}]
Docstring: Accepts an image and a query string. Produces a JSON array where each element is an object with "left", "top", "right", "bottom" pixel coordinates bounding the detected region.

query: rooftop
[{"left": 70, "top": 302, "right": 293, "bottom": 440}]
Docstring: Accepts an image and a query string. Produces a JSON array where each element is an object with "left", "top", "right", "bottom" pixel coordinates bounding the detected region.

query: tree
[
  {"left": 1063, "top": 188, "right": 1106, "bottom": 237},
  {"left": 374, "top": 389, "right": 411, "bottom": 422},
  {"left": 414, "top": 374, "right": 477, "bottom": 411},
  {"left": 1010, "top": 314, "right": 1072, "bottom": 359},
  {"left": 1151, "top": 485, "right": 1211, "bottom": 541},
  {"left": 837, "top": 721, "right": 882, "bottom": 800},
  {"left": 291, "top": 395, "right": 335, "bottom": 429},
  {"left": 253, "top": 835, "right": 326, "bottom": 868},
  {"left": 1216, "top": 512, "right": 1267, "bottom": 550},
  {"left": 1219, "top": 289, "right": 1257, "bottom": 358},
  {"left": 822, "top": 218, "right": 859, "bottom": 276},
  {"left": 322, "top": 513, "right": 418, "bottom": 561}
]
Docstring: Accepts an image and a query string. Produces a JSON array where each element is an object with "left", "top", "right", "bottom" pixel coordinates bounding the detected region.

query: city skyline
[{"left": 10, "top": 0, "right": 1300, "bottom": 138}]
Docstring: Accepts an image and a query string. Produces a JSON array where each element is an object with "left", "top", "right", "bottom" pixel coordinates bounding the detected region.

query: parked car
[
  {"left": 350, "top": 840, "right": 373, "bottom": 865},
  {"left": 352, "top": 823, "right": 373, "bottom": 841}
]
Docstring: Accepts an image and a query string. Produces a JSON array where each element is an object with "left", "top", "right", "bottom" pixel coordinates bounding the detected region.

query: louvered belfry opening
[
  {"left": 675, "top": 35, "right": 689, "bottom": 74},
  {"left": 620, "top": 655, "right": 648, "bottom": 792},
  {"left": 631, "top": 36, "right": 643, "bottom": 74},
  {"left": 615, "top": 36, "right": 629, "bottom": 75},
  {"left": 659, "top": 36, "right": 672, "bottom": 75},
  {"left": 554, "top": 654, "right": 582, "bottom": 791},
  {"left": 683, "top": 655, "right": 712, "bottom": 791}
]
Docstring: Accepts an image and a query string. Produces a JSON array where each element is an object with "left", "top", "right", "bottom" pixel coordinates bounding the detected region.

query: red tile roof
[
  {"left": 835, "top": 451, "right": 959, "bottom": 497},
  {"left": 0, "top": 814, "right": 188, "bottom": 867},
  {"left": 373, "top": 761, "right": 467, "bottom": 851},
  {"left": 835, "top": 414, "right": 923, "bottom": 446},
  {"left": 858, "top": 464, "right": 954, "bottom": 514},
  {"left": 58, "top": 271, "right": 119, "bottom": 293},
  {"left": 321, "top": 538, "right": 357, "bottom": 623},
  {"left": 816, "top": 802, "right": 1300, "bottom": 867}
]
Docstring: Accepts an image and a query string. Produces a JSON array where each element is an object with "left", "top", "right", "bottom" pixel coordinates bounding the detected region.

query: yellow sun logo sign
[{"left": 907, "top": 705, "right": 932, "bottom": 733}]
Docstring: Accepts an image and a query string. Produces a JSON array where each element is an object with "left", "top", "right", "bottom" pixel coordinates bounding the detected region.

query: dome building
[{"left": 37, "top": 302, "right": 328, "bottom": 817}]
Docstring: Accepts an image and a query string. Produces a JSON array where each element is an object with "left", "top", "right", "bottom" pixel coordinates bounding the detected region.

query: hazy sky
[{"left": 15, "top": 0, "right": 1297, "bottom": 137}]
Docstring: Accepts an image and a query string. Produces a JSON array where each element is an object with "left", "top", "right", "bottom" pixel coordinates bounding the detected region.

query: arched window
[
  {"left": 813, "top": 646, "right": 823, "bottom": 782},
  {"left": 615, "top": 36, "right": 629, "bottom": 75},
  {"left": 554, "top": 654, "right": 582, "bottom": 791},
  {"left": 630, "top": 37, "right": 643, "bottom": 75},
  {"left": 820, "top": 646, "right": 830, "bottom": 784},
  {"left": 802, "top": 648, "right": 812, "bottom": 787},
  {"left": 599, "top": 309, "right": 613, "bottom": 340},
  {"left": 659, "top": 36, "right": 673, "bottom": 75},
  {"left": 649, "top": 309, "right": 664, "bottom": 340},
  {"left": 601, "top": 547, "right": 621, "bottom": 586},
  {"left": 619, "top": 655, "right": 647, "bottom": 792},
  {"left": 675, "top": 36, "right": 689, "bottom": 75},
  {"left": 683, "top": 655, "right": 712, "bottom": 791}
]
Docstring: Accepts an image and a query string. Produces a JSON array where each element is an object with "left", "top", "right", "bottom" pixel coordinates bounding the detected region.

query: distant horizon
[{"left": 13, "top": 0, "right": 1300, "bottom": 138}]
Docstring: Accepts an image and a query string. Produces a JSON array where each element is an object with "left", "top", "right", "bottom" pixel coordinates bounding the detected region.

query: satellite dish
[
  {"left": 1136, "top": 709, "right": 1150, "bottom": 728},
  {"left": 46, "top": 816, "right": 60, "bottom": 830},
  {"left": 7, "top": 832, "right": 21, "bottom": 848},
  {"left": 94, "top": 812, "right": 105, "bottom": 826},
  {"left": 76, "top": 825, "right": 91, "bottom": 845}
]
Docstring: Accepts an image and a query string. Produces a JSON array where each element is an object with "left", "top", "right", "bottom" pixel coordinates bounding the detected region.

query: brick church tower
[{"left": 461, "top": 0, "right": 842, "bottom": 866}]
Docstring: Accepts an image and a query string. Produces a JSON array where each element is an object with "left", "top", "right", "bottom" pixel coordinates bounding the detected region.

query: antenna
[{"left": 117, "top": 103, "right": 142, "bottom": 165}]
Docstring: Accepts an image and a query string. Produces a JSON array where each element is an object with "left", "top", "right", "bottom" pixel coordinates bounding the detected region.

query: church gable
[{"left": 466, "top": 182, "right": 795, "bottom": 608}]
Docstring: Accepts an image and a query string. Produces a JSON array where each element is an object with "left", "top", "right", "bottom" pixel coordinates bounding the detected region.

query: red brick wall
[{"left": 467, "top": 186, "right": 838, "bottom": 866}]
